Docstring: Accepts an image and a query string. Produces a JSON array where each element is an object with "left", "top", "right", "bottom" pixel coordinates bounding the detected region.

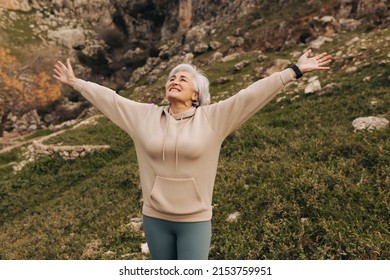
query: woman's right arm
[{"left": 53, "top": 59, "right": 152, "bottom": 136}]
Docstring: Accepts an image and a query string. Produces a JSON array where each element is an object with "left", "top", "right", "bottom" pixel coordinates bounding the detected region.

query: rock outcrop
[
  {"left": 0, "top": 0, "right": 31, "bottom": 11},
  {"left": 11, "top": 116, "right": 110, "bottom": 172},
  {"left": 2, "top": 0, "right": 388, "bottom": 84},
  {"left": 0, "top": 0, "right": 388, "bottom": 137}
]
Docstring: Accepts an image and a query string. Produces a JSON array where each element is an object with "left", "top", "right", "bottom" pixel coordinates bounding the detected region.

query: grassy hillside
[{"left": 0, "top": 25, "right": 389, "bottom": 259}]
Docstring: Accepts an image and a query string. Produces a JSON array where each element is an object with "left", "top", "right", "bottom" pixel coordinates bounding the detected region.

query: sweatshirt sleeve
[
  {"left": 73, "top": 79, "right": 152, "bottom": 137},
  {"left": 203, "top": 69, "right": 294, "bottom": 140}
]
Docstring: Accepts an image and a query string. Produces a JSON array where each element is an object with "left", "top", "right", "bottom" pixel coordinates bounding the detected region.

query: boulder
[
  {"left": 305, "top": 78, "right": 322, "bottom": 94},
  {"left": 47, "top": 28, "right": 85, "bottom": 49},
  {"left": 339, "top": 18, "right": 362, "bottom": 31},
  {"left": 209, "top": 41, "right": 221, "bottom": 50},
  {"left": 226, "top": 36, "right": 245, "bottom": 48},
  {"left": 345, "top": 66, "right": 358, "bottom": 73},
  {"left": 141, "top": 243, "right": 149, "bottom": 254},
  {"left": 212, "top": 77, "right": 233, "bottom": 85},
  {"left": 234, "top": 60, "right": 250, "bottom": 72},
  {"left": 309, "top": 35, "right": 333, "bottom": 49},
  {"left": 184, "top": 25, "right": 208, "bottom": 50},
  {"left": 211, "top": 51, "right": 223, "bottom": 62},
  {"left": 352, "top": 116, "right": 389, "bottom": 131},
  {"left": 128, "top": 218, "right": 143, "bottom": 232},
  {"left": 193, "top": 42, "right": 209, "bottom": 54},
  {"left": 345, "top": 37, "right": 360, "bottom": 47},
  {"left": 316, "top": 83, "right": 338, "bottom": 96},
  {"left": 309, "top": 16, "right": 340, "bottom": 36},
  {"left": 183, "top": 52, "right": 194, "bottom": 64},
  {"left": 226, "top": 211, "right": 240, "bottom": 222},
  {"left": 14, "top": 110, "right": 42, "bottom": 133}
]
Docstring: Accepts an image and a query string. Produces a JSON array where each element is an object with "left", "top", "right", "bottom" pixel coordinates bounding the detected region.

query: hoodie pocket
[{"left": 150, "top": 176, "right": 207, "bottom": 215}]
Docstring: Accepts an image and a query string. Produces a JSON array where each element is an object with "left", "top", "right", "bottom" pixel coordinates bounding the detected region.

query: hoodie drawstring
[
  {"left": 162, "top": 113, "right": 171, "bottom": 162},
  {"left": 162, "top": 109, "right": 186, "bottom": 170},
  {"left": 175, "top": 114, "right": 184, "bottom": 170}
]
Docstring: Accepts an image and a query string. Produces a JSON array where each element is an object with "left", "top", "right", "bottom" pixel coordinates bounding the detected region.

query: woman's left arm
[{"left": 203, "top": 49, "right": 332, "bottom": 139}]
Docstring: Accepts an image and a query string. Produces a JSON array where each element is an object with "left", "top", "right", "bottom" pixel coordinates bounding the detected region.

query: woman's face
[{"left": 165, "top": 71, "right": 198, "bottom": 105}]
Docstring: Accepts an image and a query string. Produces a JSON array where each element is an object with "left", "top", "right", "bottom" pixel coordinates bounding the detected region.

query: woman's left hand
[{"left": 296, "top": 49, "right": 332, "bottom": 73}]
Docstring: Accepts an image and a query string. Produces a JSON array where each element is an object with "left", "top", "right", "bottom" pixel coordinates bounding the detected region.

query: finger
[
  {"left": 66, "top": 58, "right": 73, "bottom": 71},
  {"left": 315, "top": 52, "right": 329, "bottom": 60},
  {"left": 318, "top": 57, "right": 332, "bottom": 65},
  {"left": 304, "top": 49, "right": 313, "bottom": 57},
  {"left": 324, "top": 55, "right": 333, "bottom": 62},
  {"left": 53, "top": 68, "right": 62, "bottom": 76},
  {"left": 317, "top": 54, "right": 332, "bottom": 62},
  {"left": 54, "top": 64, "right": 64, "bottom": 72},
  {"left": 56, "top": 60, "right": 67, "bottom": 70}
]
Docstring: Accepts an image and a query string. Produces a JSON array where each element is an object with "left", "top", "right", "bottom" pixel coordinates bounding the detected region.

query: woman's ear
[
  {"left": 192, "top": 92, "right": 200, "bottom": 107},
  {"left": 192, "top": 91, "right": 199, "bottom": 101}
]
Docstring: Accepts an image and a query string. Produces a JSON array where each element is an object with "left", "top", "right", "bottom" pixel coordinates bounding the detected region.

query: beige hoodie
[{"left": 73, "top": 69, "right": 294, "bottom": 222}]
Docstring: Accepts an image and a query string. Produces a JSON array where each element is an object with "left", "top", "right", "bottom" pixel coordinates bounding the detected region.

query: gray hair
[{"left": 168, "top": 64, "right": 210, "bottom": 106}]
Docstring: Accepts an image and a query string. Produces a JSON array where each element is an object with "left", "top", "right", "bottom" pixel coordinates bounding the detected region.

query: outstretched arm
[
  {"left": 53, "top": 58, "right": 77, "bottom": 87},
  {"left": 52, "top": 58, "right": 152, "bottom": 137},
  {"left": 203, "top": 49, "right": 333, "bottom": 139}
]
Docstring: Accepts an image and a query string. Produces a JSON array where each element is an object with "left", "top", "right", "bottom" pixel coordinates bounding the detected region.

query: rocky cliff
[{"left": 1, "top": 0, "right": 388, "bottom": 81}]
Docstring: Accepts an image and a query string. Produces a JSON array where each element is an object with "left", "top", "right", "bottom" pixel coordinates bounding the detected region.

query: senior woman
[{"left": 53, "top": 49, "right": 332, "bottom": 260}]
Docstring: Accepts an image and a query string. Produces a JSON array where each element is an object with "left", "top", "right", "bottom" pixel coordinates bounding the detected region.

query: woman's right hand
[{"left": 53, "top": 58, "right": 77, "bottom": 87}]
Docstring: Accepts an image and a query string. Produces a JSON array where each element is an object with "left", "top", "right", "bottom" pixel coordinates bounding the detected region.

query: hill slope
[{"left": 0, "top": 1, "right": 389, "bottom": 260}]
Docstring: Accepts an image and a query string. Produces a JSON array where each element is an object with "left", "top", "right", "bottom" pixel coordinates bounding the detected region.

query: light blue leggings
[{"left": 143, "top": 215, "right": 212, "bottom": 260}]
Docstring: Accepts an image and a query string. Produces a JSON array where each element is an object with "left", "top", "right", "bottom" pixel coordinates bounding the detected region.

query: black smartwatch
[{"left": 289, "top": 64, "right": 303, "bottom": 79}]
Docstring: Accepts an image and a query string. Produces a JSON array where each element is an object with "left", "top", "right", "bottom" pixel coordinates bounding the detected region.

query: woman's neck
[{"left": 169, "top": 103, "right": 191, "bottom": 114}]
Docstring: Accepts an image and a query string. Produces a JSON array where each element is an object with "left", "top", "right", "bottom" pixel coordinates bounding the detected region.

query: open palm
[
  {"left": 53, "top": 58, "right": 77, "bottom": 87},
  {"left": 296, "top": 49, "right": 332, "bottom": 73}
]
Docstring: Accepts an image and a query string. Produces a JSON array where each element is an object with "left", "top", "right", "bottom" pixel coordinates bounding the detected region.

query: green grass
[
  {"left": 0, "top": 11, "right": 389, "bottom": 259},
  {"left": 210, "top": 67, "right": 389, "bottom": 259},
  {"left": 0, "top": 149, "right": 22, "bottom": 178},
  {"left": 0, "top": 149, "right": 21, "bottom": 166},
  {"left": 22, "top": 129, "right": 55, "bottom": 141},
  {"left": 43, "top": 117, "right": 123, "bottom": 146}
]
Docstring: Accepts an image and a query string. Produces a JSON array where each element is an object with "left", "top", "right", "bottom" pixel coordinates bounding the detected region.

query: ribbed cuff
[
  {"left": 73, "top": 79, "right": 86, "bottom": 92},
  {"left": 279, "top": 68, "right": 295, "bottom": 85}
]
